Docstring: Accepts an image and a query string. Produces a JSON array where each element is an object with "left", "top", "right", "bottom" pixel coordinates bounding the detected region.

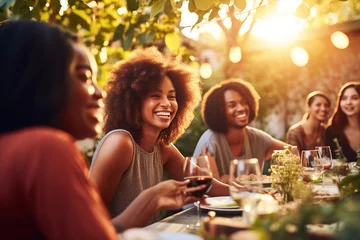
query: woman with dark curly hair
[
  {"left": 326, "top": 82, "right": 360, "bottom": 162},
  {"left": 193, "top": 79, "right": 287, "bottom": 183},
  {"left": 89, "top": 47, "right": 229, "bottom": 228}
]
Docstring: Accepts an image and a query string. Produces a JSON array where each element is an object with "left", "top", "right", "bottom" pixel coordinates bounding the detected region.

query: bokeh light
[
  {"left": 229, "top": 46, "right": 242, "bottom": 63},
  {"left": 290, "top": 47, "right": 309, "bottom": 67},
  {"left": 331, "top": 31, "right": 349, "bottom": 49},
  {"left": 199, "top": 63, "right": 212, "bottom": 79}
]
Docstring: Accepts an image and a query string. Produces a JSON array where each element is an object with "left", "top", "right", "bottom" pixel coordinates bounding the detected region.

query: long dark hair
[
  {"left": 0, "top": 20, "right": 76, "bottom": 133},
  {"left": 328, "top": 82, "right": 360, "bottom": 144}
]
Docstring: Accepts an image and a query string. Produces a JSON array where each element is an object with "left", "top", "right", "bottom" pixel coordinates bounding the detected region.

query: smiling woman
[
  {"left": 286, "top": 91, "right": 331, "bottom": 153},
  {"left": 88, "top": 47, "right": 214, "bottom": 229},
  {"left": 0, "top": 20, "right": 118, "bottom": 240},
  {"left": 326, "top": 82, "right": 360, "bottom": 162}
]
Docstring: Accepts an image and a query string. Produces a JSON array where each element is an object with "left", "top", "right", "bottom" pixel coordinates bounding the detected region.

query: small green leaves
[
  {"left": 150, "top": 0, "right": 165, "bottom": 18},
  {"left": 126, "top": 0, "right": 139, "bottom": 11},
  {"left": 219, "top": 0, "right": 230, "bottom": 4},
  {"left": 234, "top": 0, "right": 246, "bottom": 12},
  {"left": 194, "top": 0, "right": 214, "bottom": 11},
  {"left": 163, "top": 0, "right": 173, "bottom": 15},
  {"left": 208, "top": 7, "right": 219, "bottom": 21},
  {"left": 188, "top": 0, "right": 197, "bottom": 12},
  {"left": 165, "top": 31, "right": 180, "bottom": 53}
]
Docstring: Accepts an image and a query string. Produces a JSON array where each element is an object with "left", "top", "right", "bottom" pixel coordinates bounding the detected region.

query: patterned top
[
  {"left": 90, "top": 129, "right": 163, "bottom": 224},
  {"left": 286, "top": 123, "right": 326, "bottom": 154}
]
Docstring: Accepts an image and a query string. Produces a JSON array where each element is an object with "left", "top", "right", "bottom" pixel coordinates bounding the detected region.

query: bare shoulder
[
  {"left": 160, "top": 143, "right": 182, "bottom": 164},
  {"left": 95, "top": 131, "right": 134, "bottom": 169}
]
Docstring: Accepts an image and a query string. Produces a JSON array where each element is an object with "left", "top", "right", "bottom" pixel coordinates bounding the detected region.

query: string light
[
  {"left": 290, "top": 46, "right": 308, "bottom": 67},
  {"left": 331, "top": 31, "right": 349, "bottom": 49},
  {"left": 229, "top": 46, "right": 242, "bottom": 63},
  {"left": 99, "top": 47, "right": 107, "bottom": 64},
  {"left": 199, "top": 62, "right": 212, "bottom": 79}
]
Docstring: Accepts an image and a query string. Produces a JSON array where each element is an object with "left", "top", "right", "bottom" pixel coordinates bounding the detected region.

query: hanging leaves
[
  {"left": 219, "top": 0, "right": 230, "bottom": 4},
  {"left": 163, "top": 0, "right": 173, "bottom": 15},
  {"left": 150, "top": 0, "right": 165, "bottom": 18},
  {"left": 165, "top": 31, "right": 180, "bottom": 53},
  {"left": 208, "top": 7, "right": 219, "bottom": 21},
  {"left": 194, "top": 0, "right": 214, "bottom": 11},
  {"left": 126, "top": 0, "right": 139, "bottom": 11},
  {"left": 234, "top": 0, "right": 246, "bottom": 12},
  {"left": 122, "top": 25, "right": 135, "bottom": 50},
  {"left": 113, "top": 24, "right": 125, "bottom": 42}
]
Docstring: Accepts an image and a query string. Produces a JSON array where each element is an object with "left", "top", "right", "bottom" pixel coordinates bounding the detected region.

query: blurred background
[{"left": 2, "top": 0, "right": 360, "bottom": 158}]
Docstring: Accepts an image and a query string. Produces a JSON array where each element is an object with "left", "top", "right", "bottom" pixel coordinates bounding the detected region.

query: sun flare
[{"left": 249, "top": 0, "right": 305, "bottom": 45}]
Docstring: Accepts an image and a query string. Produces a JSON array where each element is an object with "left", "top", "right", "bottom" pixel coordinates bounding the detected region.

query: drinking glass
[
  {"left": 301, "top": 150, "right": 323, "bottom": 184},
  {"left": 229, "top": 158, "right": 263, "bottom": 225},
  {"left": 285, "top": 145, "right": 300, "bottom": 158},
  {"left": 315, "top": 146, "right": 332, "bottom": 171},
  {"left": 315, "top": 146, "right": 332, "bottom": 187},
  {"left": 183, "top": 156, "right": 213, "bottom": 231}
]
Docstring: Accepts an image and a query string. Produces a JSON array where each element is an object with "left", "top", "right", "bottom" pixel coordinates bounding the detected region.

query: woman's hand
[{"left": 153, "top": 179, "right": 205, "bottom": 210}]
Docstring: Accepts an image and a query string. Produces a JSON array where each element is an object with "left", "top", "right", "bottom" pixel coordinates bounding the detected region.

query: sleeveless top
[{"left": 90, "top": 129, "right": 163, "bottom": 223}]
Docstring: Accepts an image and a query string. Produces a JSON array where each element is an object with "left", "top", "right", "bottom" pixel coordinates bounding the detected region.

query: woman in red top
[{"left": 0, "top": 20, "right": 198, "bottom": 240}]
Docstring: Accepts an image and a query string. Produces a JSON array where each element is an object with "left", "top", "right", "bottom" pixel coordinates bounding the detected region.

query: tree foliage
[{"left": 2, "top": 0, "right": 360, "bottom": 153}]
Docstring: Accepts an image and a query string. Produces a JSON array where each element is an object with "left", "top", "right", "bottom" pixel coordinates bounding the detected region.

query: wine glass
[
  {"left": 284, "top": 145, "right": 300, "bottom": 158},
  {"left": 315, "top": 146, "right": 332, "bottom": 171},
  {"left": 301, "top": 150, "right": 323, "bottom": 184},
  {"left": 315, "top": 146, "right": 332, "bottom": 187},
  {"left": 183, "top": 156, "right": 213, "bottom": 231},
  {"left": 229, "top": 158, "right": 263, "bottom": 225}
]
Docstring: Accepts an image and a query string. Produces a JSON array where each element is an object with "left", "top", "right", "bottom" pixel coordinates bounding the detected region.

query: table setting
[{"left": 142, "top": 146, "right": 360, "bottom": 240}]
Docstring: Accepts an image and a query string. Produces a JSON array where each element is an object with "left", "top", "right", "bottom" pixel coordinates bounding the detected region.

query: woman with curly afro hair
[{"left": 89, "top": 47, "right": 229, "bottom": 228}]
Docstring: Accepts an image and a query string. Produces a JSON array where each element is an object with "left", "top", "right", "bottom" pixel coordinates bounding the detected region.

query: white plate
[
  {"left": 241, "top": 181, "right": 272, "bottom": 186},
  {"left": 121, "top": 229, "right": 203, "bottom": 240},
  {"left": 195, "top": 196, "right": 242, "bottom": 213},
  {"left": 159, "top": 232, "right": 203, "bottom": 240}
]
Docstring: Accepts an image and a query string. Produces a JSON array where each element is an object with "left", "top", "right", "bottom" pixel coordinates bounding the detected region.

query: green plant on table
[
  {"left": 253, "top": 196, "right": 360, "bottom": 240},
  {"left": 328, "top": 138, "right": 360, "bottom": 187},
  {"left": 270, "top": 146, "right": 303, "bottom": 203}
]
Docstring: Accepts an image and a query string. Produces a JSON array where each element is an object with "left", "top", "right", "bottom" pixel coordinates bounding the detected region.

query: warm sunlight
[
  {"left": 180, "top": 2, "right": 223, "bottom": 40},
  {"left": 250, "top": 0, "right": 305, "bottom": 45},
  {"left": 290, "top": 46, "right": 309, "bottom": 67},
  {"left": 331, "top": 31, "right": 349, "bottom": 49}
]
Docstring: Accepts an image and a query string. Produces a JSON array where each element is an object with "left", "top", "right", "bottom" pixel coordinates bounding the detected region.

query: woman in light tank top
[{"left": 89, "top": 47, "right": 205, "bottom": 229}]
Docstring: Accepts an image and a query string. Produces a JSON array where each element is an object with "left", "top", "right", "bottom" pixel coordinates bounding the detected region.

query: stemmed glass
[
  {"left": 301, "top": 150, "right": 323, "bottom": 184},
  {"left": 315, "top": 146, "right": 332, "bottom": 171},
  {"left": 285, "top": 145, "right": 300, "bottom": 157},
  {"left": 183, "top": 156, "right": 213, "bottom": 231},
  {"left": 315, "top": 146, "right": 332, "bottom": 187},
  {"left": 229, "top": 158, "right": 263, "bottom": 225}
]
